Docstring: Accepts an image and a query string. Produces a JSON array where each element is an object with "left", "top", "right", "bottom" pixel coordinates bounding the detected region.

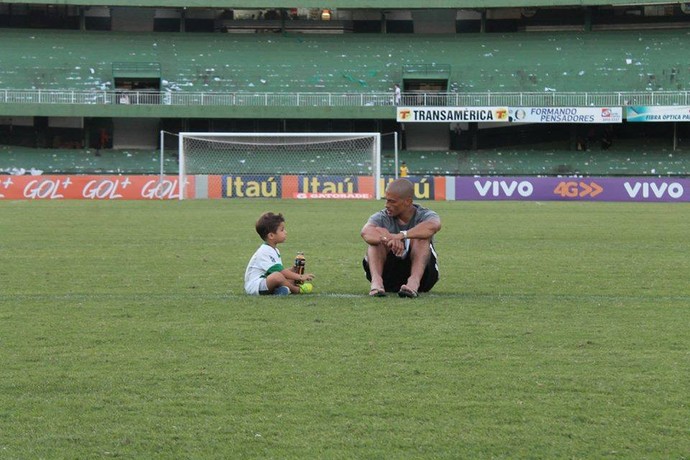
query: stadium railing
[{"left": 1, "top": 89, "right": 689, "bottom": 107}]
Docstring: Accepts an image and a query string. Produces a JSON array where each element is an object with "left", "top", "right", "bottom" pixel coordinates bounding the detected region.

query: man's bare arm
[
  {"left": 392, "top": 218, "right": 441, "bottom": 241},
  {"left": 361, "top": 223, "right": 392, "bottom": 245}
]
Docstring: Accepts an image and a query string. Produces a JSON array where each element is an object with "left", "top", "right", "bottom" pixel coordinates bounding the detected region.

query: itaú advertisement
[
  {"left": 0, "top": 175, "right": 186, "bottom": 200},
  {"left": 220, "top": 174, "right": 376, "bottom": 199},
  {"left": 509, "top": 107, "right": 623, "bottom": 123},
  {"left": 397, "top": 107, "right": 509, "bottom": 122},
  {"left": 627, "top": 106, "right": 690, "bottom": 122}
]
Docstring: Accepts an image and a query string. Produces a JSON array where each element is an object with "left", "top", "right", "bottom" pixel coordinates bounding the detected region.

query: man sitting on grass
[{"left": 360, "top": 178, "right": 441, "bottom": 298}]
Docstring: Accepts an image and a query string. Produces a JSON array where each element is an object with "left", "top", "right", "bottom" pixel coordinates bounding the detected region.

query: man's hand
[
  {"left": 362, "top": 225, "right": 407, "bottom": 257},
  {"left": 386, "top": 238, "right": 406, "bottom": 257},
  {"left": 377, "top": 229, "right": 406, "bottom": 257}
]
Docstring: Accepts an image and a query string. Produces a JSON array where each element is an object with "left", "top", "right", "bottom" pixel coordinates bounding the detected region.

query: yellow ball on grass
[{"left": 299, "top": 282, "right": 313, "bottom": 294}]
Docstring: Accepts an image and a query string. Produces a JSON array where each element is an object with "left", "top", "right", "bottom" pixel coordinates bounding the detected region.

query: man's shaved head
[{"left": 386, "top": 178, "right": 414, "bottom": 200}]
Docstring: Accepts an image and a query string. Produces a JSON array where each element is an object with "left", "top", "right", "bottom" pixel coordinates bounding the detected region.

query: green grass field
[{"left": 1, "top": 199, "right": 688, "bottom": 458}]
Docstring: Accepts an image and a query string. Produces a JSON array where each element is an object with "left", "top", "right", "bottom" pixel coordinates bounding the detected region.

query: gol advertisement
[{"left": 0, "top": 175, "right": 188, "bottom": 200}]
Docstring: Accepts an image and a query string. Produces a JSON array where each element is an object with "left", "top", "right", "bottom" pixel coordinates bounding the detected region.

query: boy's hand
[{"left": 300, "top": 273, "right": 315, "bottom": 283}]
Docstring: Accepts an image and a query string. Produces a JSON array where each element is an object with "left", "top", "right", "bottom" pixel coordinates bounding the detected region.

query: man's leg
[
  {"left": 417, "top": 242, "right": 439, "bottom": 292},
  {"left": 402, "top": 239, "right": 431, "bottom": 293},
  {"left": 365, "top": 242, "right": 388, "bottom": 292}
]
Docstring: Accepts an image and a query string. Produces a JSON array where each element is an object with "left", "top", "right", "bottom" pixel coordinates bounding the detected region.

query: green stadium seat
[{"left": 1, "top": 29, "right": 688, "bottom": 93}]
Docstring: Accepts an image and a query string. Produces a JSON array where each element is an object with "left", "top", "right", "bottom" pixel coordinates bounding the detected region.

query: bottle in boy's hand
[{"left": 293, "top": 252, "right": 305, "bottom": 284}]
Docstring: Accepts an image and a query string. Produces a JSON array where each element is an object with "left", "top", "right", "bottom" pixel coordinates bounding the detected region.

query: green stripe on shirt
[{"left": 261, "top": 263, "right": 284, "bottom": 278}]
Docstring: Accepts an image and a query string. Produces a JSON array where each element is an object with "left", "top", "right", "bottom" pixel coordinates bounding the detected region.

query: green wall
[{"left": 0, "top": 102, "right": 394, "bottom": 119}]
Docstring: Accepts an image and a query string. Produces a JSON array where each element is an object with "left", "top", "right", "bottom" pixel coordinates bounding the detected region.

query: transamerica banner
[
  {"left": 396, "top": 107, "right": 622, "bottom": 123},
  {"left": 626, "top": 106, "right": 690, "bottom": 122},
  {"left": 509, "top": 107, "right": 623, "bottom": 123},
  {"left": 397, "top": 107, "right": 509, "bottom": 123}
]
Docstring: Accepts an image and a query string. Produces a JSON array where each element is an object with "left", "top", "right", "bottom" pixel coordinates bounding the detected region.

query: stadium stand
[
  {"left": 1, "top": 2, "right": 689, "bottom": 178},
  {"left": 2, "top": 139, "right": 688, "bottom": 177},
  {"left": 1, "top": 28, "right": 689, "bottom": 93}
]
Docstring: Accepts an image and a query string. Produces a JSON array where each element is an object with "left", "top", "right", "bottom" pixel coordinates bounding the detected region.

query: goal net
[{"left": 178, "top": 132, "right": 381, "bottom": 200}]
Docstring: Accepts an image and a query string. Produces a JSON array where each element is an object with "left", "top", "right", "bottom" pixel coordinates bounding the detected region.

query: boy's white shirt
[{"left": 244, "top": 243, "right": 284, "bottom": 295}]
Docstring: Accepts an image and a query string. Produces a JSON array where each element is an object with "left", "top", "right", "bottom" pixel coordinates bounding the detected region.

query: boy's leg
[{"left": 265, "top": 272, "right": 300, "bottom": 294}]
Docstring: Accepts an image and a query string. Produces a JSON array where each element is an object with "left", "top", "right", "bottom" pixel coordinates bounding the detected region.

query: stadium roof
[{"left": 0, "top": 0, "right": 683, "bottom": 8}]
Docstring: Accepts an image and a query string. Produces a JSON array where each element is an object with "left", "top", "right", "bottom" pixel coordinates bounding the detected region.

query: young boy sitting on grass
[{"left": 244, "top": 212, "right": 315, "bottom": 296}]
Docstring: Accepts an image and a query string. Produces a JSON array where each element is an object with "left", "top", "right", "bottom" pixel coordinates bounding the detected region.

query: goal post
[{"left": 178, "top": 132, "right": 381, "bottom": 200}]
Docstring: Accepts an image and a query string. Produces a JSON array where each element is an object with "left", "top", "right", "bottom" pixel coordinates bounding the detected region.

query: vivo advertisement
[{"left": 454, "top": 177, "right": 690, "bottom": 202}]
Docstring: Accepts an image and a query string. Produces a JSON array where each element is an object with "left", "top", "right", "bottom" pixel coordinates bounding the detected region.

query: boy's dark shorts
[{"left": 362, "top": 244, "right": 439, "bottom": 293}]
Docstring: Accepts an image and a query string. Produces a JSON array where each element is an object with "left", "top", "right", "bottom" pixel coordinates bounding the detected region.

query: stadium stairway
[{"left": 1, "top": 28, "right": 689, "bottom": 93}]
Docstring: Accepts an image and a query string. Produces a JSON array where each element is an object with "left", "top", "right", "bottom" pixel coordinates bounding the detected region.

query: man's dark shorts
[{"left": 362, "top": 243, "right": 439, "bottom": 293}]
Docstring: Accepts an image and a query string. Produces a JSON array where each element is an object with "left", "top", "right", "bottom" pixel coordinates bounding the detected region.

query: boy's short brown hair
[{"left": 255, "top": 212, "right": 285, "bottom": 240}]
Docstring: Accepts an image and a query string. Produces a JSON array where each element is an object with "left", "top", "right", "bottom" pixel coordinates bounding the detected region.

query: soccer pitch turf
[{"left": 1, "top": 199, "right": 688, "bottom": 458}]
